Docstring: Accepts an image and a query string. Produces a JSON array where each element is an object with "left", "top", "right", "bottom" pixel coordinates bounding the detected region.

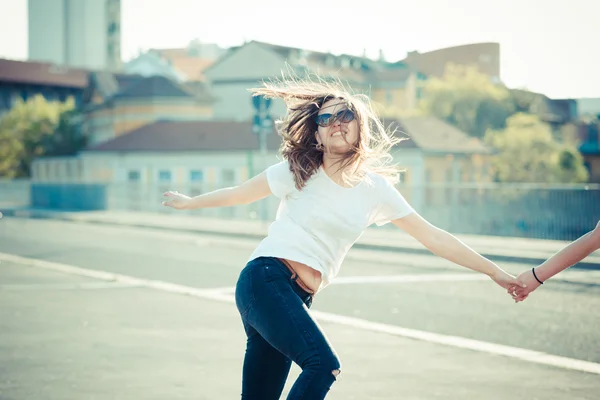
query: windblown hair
[{"left": 250, "top": 73, "right": 404, "bottom": 190}]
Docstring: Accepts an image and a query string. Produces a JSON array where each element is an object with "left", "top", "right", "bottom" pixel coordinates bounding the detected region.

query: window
[
  {"left": 128, "top": 170, "right": 140, "bottom": 181},
  {"left": 158, "top": 170, "right": 171, "bottom": 182},
  {"left": 190, "top": 170, "right": 204, "bottom": 182}
]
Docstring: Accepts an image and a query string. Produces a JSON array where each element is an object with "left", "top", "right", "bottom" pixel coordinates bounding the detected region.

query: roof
[
  {"left": 83, "top": 72, "right": 149, "bottom": 109},
  {"left": 85, "top": 120, "right": 281, "bottom": 152},
  {"left": 0, "top": 58, "right": 88, "bottom": 88},
  {"left": 112, "top": 75, "right": 194, "bottom": 100},
  {"left": 204, "top": 40, "right": 392, "bottom": 85},
  {"left": 181, "top": 80, "right": 217, "bottom": 102},
  {"left": 85, "top": 75, "right": 216, "bottom": 113},
  {"left": 114, "top": 73, "right": 146, "bottom": 91},
  {"left": 390, "top": 116, "right": 492, "bottom": 154},
  {"left": 148, "top": 46, "right": 217, "bottom": 81},
  {"left": 156, "top": 53, "right": 214, "bottom": 81},
  {"left": 86, "top": 116, "right": 489, "bottom": 155}
]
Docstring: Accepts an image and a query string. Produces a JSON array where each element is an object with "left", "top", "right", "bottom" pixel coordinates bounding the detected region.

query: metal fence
[
  {"left": 398, "top": 183, "right": 600, "bottom": 240},
  {"left": 1, "top": 179, "right": 599, "bottom": 241}
]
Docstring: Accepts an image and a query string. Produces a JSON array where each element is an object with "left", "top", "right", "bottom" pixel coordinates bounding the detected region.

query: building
[
  {"left": 202, "top": 40, "right": 504, "bottom": 122},
  {"left": 402, "top": 42, "right": 501, "bottom": 81},
  {"left": 562, "top": 120, "right": 600, "bottom": 182},
  {"left": 576, "top": 98, "right": 600, "bottom": 119},
  {"left": 31, "top": 116, "right": 492, "bottom": 219},
  {"left": 28, "top": 0, "right": 122, "bottom": 71},
  {"left": 511, "top": 89, "right": 578, "bottom": 132},
  {"left": 123, "top": 51, "right": 186, "bottom": 83},
  {"left": 123, "top": 40, "right": 224, "bottom": 83},
  {"left": 82, "top": 73, "right": 215, "bottom": 146},
  {"left": 202, "top": 40, "right": 428, "bottom": 121},
  {"left": 0, "top": 58, "right": 88, "bottom": 117}
]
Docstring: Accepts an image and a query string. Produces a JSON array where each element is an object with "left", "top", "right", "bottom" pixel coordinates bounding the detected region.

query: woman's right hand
[{"left": 162, "top": 191, "right": 192, "bottom": 210}]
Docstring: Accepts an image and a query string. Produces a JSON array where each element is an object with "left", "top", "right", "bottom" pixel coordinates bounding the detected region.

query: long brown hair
[{"left": 250, "top": 74, "right": 404, "bottom": 190}]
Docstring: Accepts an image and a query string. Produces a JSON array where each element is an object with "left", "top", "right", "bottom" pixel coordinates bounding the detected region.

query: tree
[
  {"left": 484, "top": 113, "right": 589, "bottom": 183},
  {"left": 0, "top": 122, "right": 24, "bottom": 179},
  {"left": 42, "top": 108, "right": 87, "bottom": 157},
  {"left": 419, "top": 64, "right": 515, "bottom": 138},
  {"left": 0, "top": 95, "right": 84, "bottom": 178}
]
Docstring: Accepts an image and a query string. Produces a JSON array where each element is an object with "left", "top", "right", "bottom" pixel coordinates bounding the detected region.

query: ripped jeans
[{"left": 235, "top": 257, "right": 341, "bottom": 400}]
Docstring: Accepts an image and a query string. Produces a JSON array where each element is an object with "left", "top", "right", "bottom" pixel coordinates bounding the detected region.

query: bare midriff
[{"left": 278, "top": 258, "right": 322, "bottom": 294}]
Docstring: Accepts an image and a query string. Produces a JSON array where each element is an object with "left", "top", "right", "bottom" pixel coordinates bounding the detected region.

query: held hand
[
  {"left": 491, "top": 269, "right": 526, "bottom": 296},
  {"left": 511, "top": 269, "right": 542, "bottom": 303},
  {"left": 162, "top": 191, "right": 192, "bottom": 210}
]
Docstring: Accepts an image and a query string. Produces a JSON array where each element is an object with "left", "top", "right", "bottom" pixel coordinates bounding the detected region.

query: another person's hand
[
  {"left": 512, "top": 269, "right": 542, "bottom": 302},
  {"left": 491, "top": 269, "right": 525, "bottom": 294},
  {"left": 162, "top": 191, "right": 192, "bottom": 210}
]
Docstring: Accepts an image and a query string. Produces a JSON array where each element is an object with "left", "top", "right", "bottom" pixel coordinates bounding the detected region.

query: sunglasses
[{"left": 314, "top": 109, "right": 355, "bottom": 128}]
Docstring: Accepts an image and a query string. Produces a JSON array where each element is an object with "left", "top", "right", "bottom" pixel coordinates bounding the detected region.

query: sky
[{"left": 1, "top": 0, "right": 599, "bottom": 99}]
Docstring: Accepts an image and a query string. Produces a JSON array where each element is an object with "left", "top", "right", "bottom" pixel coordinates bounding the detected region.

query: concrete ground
[{"left": 1, "top": 218, "right": 599, "bottom": 399}]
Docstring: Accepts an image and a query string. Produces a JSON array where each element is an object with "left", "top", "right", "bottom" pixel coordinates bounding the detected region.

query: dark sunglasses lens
[
  {"left": 316, "top": 114, "right": 332, "bottom": 127},
  {"left": 340, "top": 110, "right": 354, "bottom": 123}
]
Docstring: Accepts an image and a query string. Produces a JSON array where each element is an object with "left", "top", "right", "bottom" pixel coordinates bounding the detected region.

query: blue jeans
[{"left": 235, "top": 257, "right": 341, "bottom": 400}]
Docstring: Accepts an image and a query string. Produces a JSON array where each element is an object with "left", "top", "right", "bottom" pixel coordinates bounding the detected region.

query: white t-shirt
[{"left": 248, "top": 160, "right": 415, "bottom": 290}]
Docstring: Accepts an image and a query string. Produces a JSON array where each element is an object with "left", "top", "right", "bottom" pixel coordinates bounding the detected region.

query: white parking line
[
  {"left": 0, "top": 281, "right": 139, "bottom": 291},
  {"left": 332, "top": 274, "right": 488, "bottom": 284},
  {"left": 1, "top": 251, "right": 599, "bottom": 376},
  {"left": 173, "top": 274, "right": 488, "bottom": 295}
]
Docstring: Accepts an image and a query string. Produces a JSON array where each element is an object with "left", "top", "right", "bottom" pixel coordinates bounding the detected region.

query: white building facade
[{"left": 28, "top": 0, "right": 122, "bottom": 71}]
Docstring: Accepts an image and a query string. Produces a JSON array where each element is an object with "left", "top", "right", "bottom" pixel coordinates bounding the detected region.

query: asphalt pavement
[{"left": 1, "top": 217, "right": 600, "bottom": 399}]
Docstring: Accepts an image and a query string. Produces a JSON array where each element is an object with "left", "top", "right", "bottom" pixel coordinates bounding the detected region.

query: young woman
[
  {"left": 512, "top": 220, "right": 600, "bottom": 302},
  {"left": 162, "top": 77, "right": 524, "bottom": 400}
]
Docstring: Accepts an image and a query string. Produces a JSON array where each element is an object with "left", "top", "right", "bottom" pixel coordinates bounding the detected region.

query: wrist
[
  {"left": 487, "top": 263, "right": 504, "bottom": 279},
  {"left": 531, "top": 267, "right": 544, "bottom": 285}
]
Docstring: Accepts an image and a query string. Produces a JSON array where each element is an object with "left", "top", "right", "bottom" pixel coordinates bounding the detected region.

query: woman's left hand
[{"left": 491, "top": 269, "right": 526, "bottom": 297}]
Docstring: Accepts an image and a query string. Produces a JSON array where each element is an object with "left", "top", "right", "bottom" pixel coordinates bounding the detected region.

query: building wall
[
  {"left": 85, "top": 99, "right": 214, "bottom": 145},
  {"left": 205, "top": 42, "right": 289, "bottom": 121},
  {"left": 32, "top": 150, "right": 283, "bottom": 218},
  {"left": 28, "top": 0, "right": 66, "bottom": 65},
  {"left": 208, "top": 80, "right": 287, "bottom": 121},
  {"left": 66, "top": 0, "right": 108, "bottom": 70},
  {"left": 28, "top": 0, "right": 121, "bottom": 70},
  {"left": 405, "top": 42, "right": 500, "bottom": 80}
]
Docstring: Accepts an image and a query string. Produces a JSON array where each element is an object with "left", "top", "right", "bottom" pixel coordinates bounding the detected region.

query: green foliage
[
  {"left": 484, "top": 113, "right": 589, "bottom": 183},
  {"left": 419, "top": 64, "right": 515, "bottom": 138},
  {"left": 0, "top": 95, "right": 84, "bottom": 178}
]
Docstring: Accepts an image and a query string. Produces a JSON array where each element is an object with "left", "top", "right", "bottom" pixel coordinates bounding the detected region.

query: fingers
[
  {"left": 514, "top": 294, "right": 528, "bottom": 303},
  {"left": 162, "top": 191, "right": 179, "bottom": 207},
  {"left": 512, "top": 278, "right": 527, "bottom": 288},
  {"left": 509, "top": 285, "right": 531, "bottom": 303}
]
